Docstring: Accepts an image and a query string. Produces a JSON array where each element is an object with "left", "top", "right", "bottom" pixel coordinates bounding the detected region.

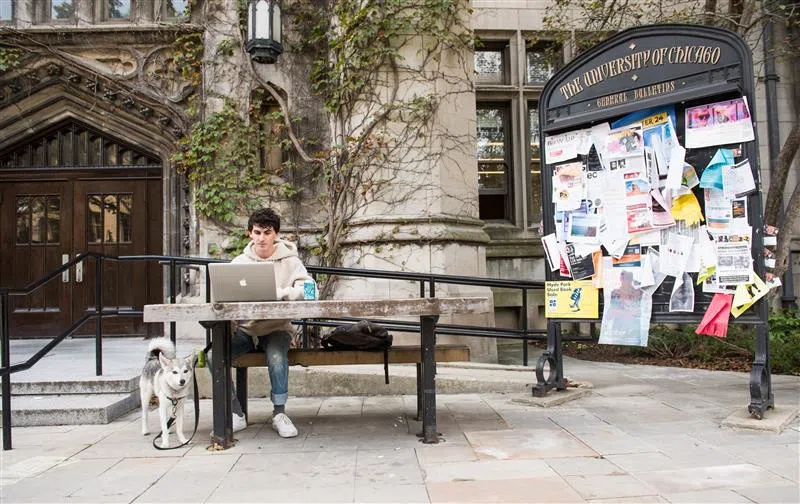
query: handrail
[{"left": 1, "top": 252, "right": 548, "bottom": 451}]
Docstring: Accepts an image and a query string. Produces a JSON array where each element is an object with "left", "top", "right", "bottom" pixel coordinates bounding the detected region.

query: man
[{"left": 227, "top": 207, "right": 313, "bottom": 437}]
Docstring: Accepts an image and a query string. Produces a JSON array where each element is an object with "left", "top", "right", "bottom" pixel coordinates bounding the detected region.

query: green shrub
[{"left": 769, "top": 309, "right": 800, "bottom": 375}]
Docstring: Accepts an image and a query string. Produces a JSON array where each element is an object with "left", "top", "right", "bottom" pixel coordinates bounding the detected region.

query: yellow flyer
[{"left": 545, "top": 280, "right": 599, "bottom": 318}]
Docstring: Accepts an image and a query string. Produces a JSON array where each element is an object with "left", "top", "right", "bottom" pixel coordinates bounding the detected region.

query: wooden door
[
  {"left": 71, "top": 179, "right": 152, "bottom": 336},
  {"left": 0, "top": 181, "right": 73, "bottom": 337},
  {"left": 0, "top": 120, "right": 164, "bottom": 339}
]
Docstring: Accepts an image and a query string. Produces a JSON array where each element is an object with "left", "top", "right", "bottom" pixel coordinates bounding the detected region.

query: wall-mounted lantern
[{"left": 245, "top": 0, "right": 283, "bottom": 63}]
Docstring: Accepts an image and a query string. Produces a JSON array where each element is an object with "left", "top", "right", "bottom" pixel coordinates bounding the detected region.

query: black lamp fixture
[{"left": 245, "top": 0, "right": 283, "bottom": 64}]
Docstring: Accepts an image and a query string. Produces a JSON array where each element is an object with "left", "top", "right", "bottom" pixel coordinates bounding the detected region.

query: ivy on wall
[
  {"left": 172, "top": 93, "right": 292, "bottom": 224},
  {"left": 0, "top": 47, "right": 23, "bottom": 73}
]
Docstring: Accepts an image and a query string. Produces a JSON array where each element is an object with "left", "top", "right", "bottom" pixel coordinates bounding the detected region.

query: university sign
[{"left": 543, "top": 25, "right": 751, "bottom": 130}]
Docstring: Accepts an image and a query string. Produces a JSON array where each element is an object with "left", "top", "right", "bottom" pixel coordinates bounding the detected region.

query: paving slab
[{"left": 2, "top": 336, "right": 799, "bottom": 504}]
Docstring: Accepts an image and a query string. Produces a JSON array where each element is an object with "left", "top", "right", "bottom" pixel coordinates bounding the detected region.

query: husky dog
[{"left": 140, "top": 338, "right": 197, "bottom": 448}]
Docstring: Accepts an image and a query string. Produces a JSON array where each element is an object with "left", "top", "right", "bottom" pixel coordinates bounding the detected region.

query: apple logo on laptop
[{"left": 239, "top": 279, "right": 247, "bottom": 287}]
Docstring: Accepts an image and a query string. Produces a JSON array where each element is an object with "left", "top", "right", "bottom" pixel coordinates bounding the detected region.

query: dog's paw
[
  {"left": 160, "top": 440, "right": 170, "bottom": 448},
  {"left": 177, "top": 435, "right": 188, "bottom": 444},
  {"left": 142, "top": 428, "right": 150, "bottom": 436}
]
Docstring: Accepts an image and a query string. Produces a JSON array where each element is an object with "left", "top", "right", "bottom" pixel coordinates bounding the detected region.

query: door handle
[
  {"left": 62, "top": 254, "right": 70, "bottom": 283},
  {"left": 76, "top": 257, "right": 83, "bottom": 283}
]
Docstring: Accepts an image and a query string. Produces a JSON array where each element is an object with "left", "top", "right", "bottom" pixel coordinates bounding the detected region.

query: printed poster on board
[{"left": 545, "top": 280, "right": 599, "bottom": 319}]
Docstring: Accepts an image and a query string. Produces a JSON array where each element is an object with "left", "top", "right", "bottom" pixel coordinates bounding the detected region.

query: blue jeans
[{"left": 229, "top": 328, "right": 291, "bottom": 415}]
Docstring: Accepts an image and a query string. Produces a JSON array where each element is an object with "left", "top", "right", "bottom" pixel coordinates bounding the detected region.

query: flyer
[
  {"left": 705, "top": 188, "right": 733, "bottom": 232},
  {"left": 541, "top": 233, "right": 560, "bottom": 271},
  {"left": 569, "top": 212, "right": 601, "bottom": 244},
  {"left": 715, "top": 227, "right": 753, "bottom": 285},
  {"left": 624, "top": 170, "right": 654, "bottom": 234},
  {"left": 669, "top": 272, "right": 695, "bottom": 312},
  {"left": 599, "top": 257, "right": 651, "bottom": 347},
  {"left": 553, "top": 161, "right": 586, "bottom": 211},
  {"left": 605, "top": 123, "right": 644, "bottom": 158},
  {"left": 722, "top": 159, "right": 756, "bottom": 199},
  {"left": 545, "top": 130, "right": 584, "bottom": 164},
  {"left": 660, "top": 232, "right": 694, "bottom": 277},
  {"left": 685, "top": 97, "right": 755, "bottom": 148},
  {"left": 545, "top": 280, "right": 599, "bottom": 318},
  {"left": 565, "top": 243, "right": 596, "bottom": 280}
]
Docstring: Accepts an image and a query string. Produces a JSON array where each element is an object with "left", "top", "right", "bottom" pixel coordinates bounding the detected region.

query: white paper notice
[
  {"left": 669, "top": 272, "right": 695, "bottom": 312},
  {"left": 665, "top": 144, "right": 686, "bottom": 190},
  {"left": 660, "top": 232, "right": 694, "bottom": 277},
  {"left": 722, "top": 159, "right": 757, "bottom": 200},
  {"left": 545, "top": 131, "right": 583, "bottom": 164},
  {"left": 541, "top": 233, "right": 559, "bottom": 271}
]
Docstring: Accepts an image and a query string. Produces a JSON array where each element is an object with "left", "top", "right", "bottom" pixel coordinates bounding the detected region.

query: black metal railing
[{"left": 1, "top": 253, "right": 553, "bottom": 450}]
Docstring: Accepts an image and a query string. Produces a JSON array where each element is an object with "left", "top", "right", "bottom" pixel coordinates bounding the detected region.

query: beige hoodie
[{"left": 231, "top": 238, "right": 313, "bottom": 339}]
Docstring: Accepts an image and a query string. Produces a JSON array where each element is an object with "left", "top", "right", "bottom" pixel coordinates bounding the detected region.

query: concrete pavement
[{"left": 1, "top": 338, "right": 799, "bottom": 503}]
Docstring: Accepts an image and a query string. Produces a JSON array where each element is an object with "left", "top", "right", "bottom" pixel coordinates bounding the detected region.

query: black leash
[{"left": 152, "top": 352, "right": 203, "bottom": 450}]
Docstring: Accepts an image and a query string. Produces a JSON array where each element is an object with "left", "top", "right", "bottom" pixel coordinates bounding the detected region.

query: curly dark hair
[{"left": 247, "top": 207, "right": 281, "bottom": 232}]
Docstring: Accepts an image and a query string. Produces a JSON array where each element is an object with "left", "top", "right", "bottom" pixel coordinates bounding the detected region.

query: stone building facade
[{"left": 0, "top": 0, "right": 797, "bottom": 359}]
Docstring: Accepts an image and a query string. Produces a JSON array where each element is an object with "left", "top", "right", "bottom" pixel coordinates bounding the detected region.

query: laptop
[{"left": 208, "top": 263, "right": 278, "bottom": 302}]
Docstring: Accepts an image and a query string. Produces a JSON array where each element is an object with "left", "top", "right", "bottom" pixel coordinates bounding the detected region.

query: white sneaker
[
  {"left": 271, "top": 413, "right": 298, "bottom": 438},
  {"left": 232, "top": 413, "right": 247, "bottom": 433}
]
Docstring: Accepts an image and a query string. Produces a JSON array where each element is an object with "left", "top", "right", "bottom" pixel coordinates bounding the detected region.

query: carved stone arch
[{"left": 0, "top": 60, "right": 188, "bottom": 257}]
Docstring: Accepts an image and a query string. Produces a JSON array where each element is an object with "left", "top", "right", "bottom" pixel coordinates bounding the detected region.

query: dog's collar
[{"left": 169, "top": 395, "right": 186, "bottom": 406}]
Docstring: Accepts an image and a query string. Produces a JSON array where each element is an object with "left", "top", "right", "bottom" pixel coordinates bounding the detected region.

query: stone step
[
  {"left": 0, "top": 392, "right": 141, "bottom": 426},
  {"left": 5, "top": 375, "right": 140, "bottom": 395}
]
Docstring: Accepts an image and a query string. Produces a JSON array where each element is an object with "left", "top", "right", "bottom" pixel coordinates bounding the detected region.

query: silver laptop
[{"left": 208, "top": 263, "right": 278, "bottom": 302}]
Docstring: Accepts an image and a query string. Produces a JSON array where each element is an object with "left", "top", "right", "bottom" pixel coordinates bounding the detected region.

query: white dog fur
[{"left": 140, "top": 338, "right": 197, "bottom": 448}]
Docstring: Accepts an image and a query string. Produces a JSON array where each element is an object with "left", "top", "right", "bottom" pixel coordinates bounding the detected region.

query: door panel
[
  {"left": 73, "top": 180, "right": 149, "bottom": 336},
  {"left": 0, "top": 182, "right": 73, "bottom": 337}
]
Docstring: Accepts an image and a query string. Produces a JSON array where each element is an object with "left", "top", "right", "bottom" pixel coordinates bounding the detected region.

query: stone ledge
[
  {"left": 720, "top": 406, "right": 800, "bottom": 433},
  {"left": 509, "top": 387, "right": 592, "bottom": 407}
]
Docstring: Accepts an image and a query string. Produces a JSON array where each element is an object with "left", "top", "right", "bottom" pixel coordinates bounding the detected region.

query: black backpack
[{"left": 321, "top": 320, "right": 393, "bottom": 383}]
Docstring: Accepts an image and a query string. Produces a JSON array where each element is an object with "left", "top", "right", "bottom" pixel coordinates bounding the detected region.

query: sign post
[{"left": 534, "top": 25, "right": 773, "bottom": 419}]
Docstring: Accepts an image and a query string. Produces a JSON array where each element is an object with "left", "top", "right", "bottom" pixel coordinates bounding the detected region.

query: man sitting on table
[{"left": 227, "top": 207, "right": 313, "bottom": 437}]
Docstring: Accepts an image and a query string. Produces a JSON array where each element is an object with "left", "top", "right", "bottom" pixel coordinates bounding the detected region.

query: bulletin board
[{"left": 534, "top": 25, "right": 774, "bottom": 418}]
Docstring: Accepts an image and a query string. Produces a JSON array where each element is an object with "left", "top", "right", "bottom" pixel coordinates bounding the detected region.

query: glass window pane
[
  {"left": 105, "top": 142, "right": 118, "bottom": 165},
  {"left": 52, "top": 0, "right": 75, "bottom": 19},
  {"left": 527, "top": 50, "right": 555, "bottom": 84},
  {"left": 477, "top": 107, "right": 508, "bottom": 192},
  {"left": 16, "top": 197, "right": 30, "bottom": 244},
  {"left": 477, "top": 107, "right": 506, "bottom": 160},
  {"left": 47, "top": 136, "right": 59, "bottom": 166},
  {"left": 0, "top": 0, "right": 12, "bottom": 21},
  {"left": 76, "top": 131, "right": 88, "bottom": 165},
  {"left": 529, "top": 106, "right": 542, "bottom": 225},
  {"left": 108, "top": 0, "right": 131, "bottom": 19},
  {"left": 47, "top": 196, "right": 61, "bottom": 243},
  {"left": 31, "top": 197, "right": 46, "bottom": 244},
  {"left": 33, "top": 141, "right": 45, "bottom": 165},
  {"left": 165, "top": 0, "right": 187, "bottom": 17},
  {"left": 120, "top": 149, "right": 133, "bottom": 165},
  {"left": 529, "top": 106, "right": 540, "bottom": 160},
  {"left": 119, "top": 194, "right": 132, "bottom": 242},
  {"left": 61, "top": 129, "right": 73, "bottom": 165},
  {"left": 88, "top": 195, "right": 103, "bottom": 243},
  {"left": 103, "top": 194, "right": 118, "bottom": 242},
  {"left": 89, "top": 136, "right": 102, "bottom": 165},
  {"left": 272, "top": 2, "right": 281, "bottom": 42},
  {"left": 478, "top": 162, "right": 507, "bottom": 191},
  {"left": 474, "top": 50, "right": 503, "bottom": 78},
  {"left": 255, "top": 0, "right": 269, "bottom": 38}
]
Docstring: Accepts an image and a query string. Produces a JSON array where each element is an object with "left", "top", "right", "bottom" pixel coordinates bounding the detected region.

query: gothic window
[{"left": 477, "top": 103, "right": 512, "bottom": 220}]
